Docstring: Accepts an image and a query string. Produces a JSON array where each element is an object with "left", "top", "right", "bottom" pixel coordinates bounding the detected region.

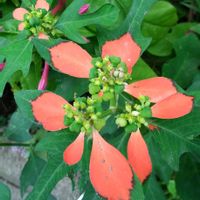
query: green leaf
[
  {"left": 25, "top": 161, "right": 69, "bottom": 200},
  {"left": 26, "top": 131, "right": 76, "bottom": 200},
  {"left": 35, "top": 130, "right": 76, "bottom": 159},
  {"left": 20, "top": 152, "right": 46, "bottom": 196},
  {"left": 131, "top": 176, "right": 145, "bottom": 200},
  {"left": 56, "top": 1, "right": 119, "bottom": 43},
  {"left": 47, "top": 72, "right": 89, "bottom": 101},
  {"left": 14, "top": 90, "right": 43, "bottom": 121},
  {"left": 147, "top": 136, "right": 172, "bottom": 183},
  {"left": 0, "top": 182, "right": 11, "bottom": 200},
  {"left": 163, "top": 34, "right": 200, "bottom": 88},
  {"left": 98, "top": 0, "right": 157, "bottom": 51},
  {"left": 176, "top": 153, "right": 200, "bottom": 200},
  {"left": 151, "top": 106, "right": 200, "bottom": 170},
  {"left": 0, "top": 39, "right": 33, "bottom": 96},
  {"left": 32, "top": 38, "right": 63, "bottom": 65},
  {"left": 142, "top": 1, "right": 178, "bottom": 56},
  {"left": 131, "top": 58, "right": 157, "bottom": 82},
  {"left": 5, "top": 109, "right": 32, "bottom": 142},
  {"left": 144, "top": 175, "right": 166, "bottom": 200}
]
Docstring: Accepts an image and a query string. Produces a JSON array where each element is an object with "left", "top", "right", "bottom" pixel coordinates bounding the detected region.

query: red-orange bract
[
  {"left": 31, "top": 92, "right": 133, "bottom": 200},
  {"left": 31, "top": 32, "right": 193, "bottom": 198}
]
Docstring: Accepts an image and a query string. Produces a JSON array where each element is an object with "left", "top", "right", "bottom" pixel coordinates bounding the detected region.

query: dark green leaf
[
  {"left": 0, "top": 39, "right": 33, "bottom": 96},
  {"left": 151, "top": 106, "right": 200, "bottom": 170},
  {"left": 176, "top": 153, "right": 200, "bottom": 200},
  {"left": 5, "top": 109, "right": 32, "bottom": 142},
  {"left": 56, "top": 0, "right": 119, "bottom": 43},
  {"left": 163, "top": 34, "right": 200, "bottom": 88}
]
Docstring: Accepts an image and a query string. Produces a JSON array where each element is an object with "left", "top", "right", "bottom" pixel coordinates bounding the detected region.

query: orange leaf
[
  {"left": 151, "top": 93, "right": 193, "bottom": 119},
  {"left": 50, "top": 42, "right": 93, "bottom": 78},
  {"left": 102, "top": 33, "right": 141, "bottom": 74},
  {"left": 125, "top": 77, "right": 177, "bottom": 103},
  {"left": 127, "top": 130, "right": 152, "bottom": 183},
  {"left": 31, "top": 92, "right": 68, "bottom": 131},
  {"left": 63, "top": 132, "right": 85, "bottom": 165},
  {"left": 35, "top": 0, "right": 50, "bottom": 10},
  {"left": 13, "top": 8, "right": 28, "bottom": 21},
  {"left": 90, "top": 130, "right": 133, "bottom": 200}
]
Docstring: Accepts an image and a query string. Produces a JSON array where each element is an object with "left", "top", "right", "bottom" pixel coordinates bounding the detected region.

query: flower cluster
[
  {"left": 12, "top": 0, "right": 60, "bottom": 39},
  {"left": 31, "top": 33, "right": 193, "bottom": 199}
]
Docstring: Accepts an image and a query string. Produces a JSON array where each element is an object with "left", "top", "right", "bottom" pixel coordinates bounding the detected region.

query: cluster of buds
[
  {"left": 63, "top": 97, "right": 106, "bottom": 134},
  {"left": 116, "top": 96, "right": 152, "bottom": 133},
  {"left": 89, "top": 56, "right": 131, "bottom": 101},
  {"left": 22, "top": 7, "right": 58, "bottom": 37}
]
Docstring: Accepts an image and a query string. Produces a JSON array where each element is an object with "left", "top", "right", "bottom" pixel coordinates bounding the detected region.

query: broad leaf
[
  {"left": 26, "top": 131, "right": 76, "bottom": 200},
  {"left": 0, "top": 39, "right": 33, "bottom": 96},
  {"left": 5, "top": 109, "right": 32, "bottom": 142},
  {"left": 176, "top": 153, "right": 200, "bottom": 200},
  {"left": 14, "top": 90, "right": 43, "bottom": 121},
  {"left": 144, "top": 175, "right": 166, "bottom": 200},
  {"left": 56, "top": 0, "right": 119, "bottom": 43},
  {"left": 151, "top": 105, "right": 200, "bottom": 170},
  {"left": 163, "top": 34, "right": 200, "bottom": 88}
]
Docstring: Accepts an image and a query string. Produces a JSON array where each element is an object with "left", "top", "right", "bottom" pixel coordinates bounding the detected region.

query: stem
[{"left": 0, "top": 142, "right": 33, "bottom": 147}]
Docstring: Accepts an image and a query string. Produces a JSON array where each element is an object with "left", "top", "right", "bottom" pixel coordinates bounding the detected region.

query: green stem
[{"left": 0, "top": 142, "right": 33, "bottom": 147}]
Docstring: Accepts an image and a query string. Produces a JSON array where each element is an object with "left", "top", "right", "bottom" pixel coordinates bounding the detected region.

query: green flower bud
[
  {"left": 89, "top": 67, "right": 98, "bottom": 79},
  {"left": 102, "top": 92, "right": 113, "bottom": 101},
  {"left": 73, "top": 101, "right": 80, "bottom": 109},
  {"left": 91, "top": 114, "right": 98, "bottom": 120},
  {"left": 64, "top": 116, "right": 74, "bottom": 126},
  {"left": 83, "top": 121, "right": 91, "bottom": 130},
  {"left": 92, "top": 57, "right": 102, "bottom": 66},
  {"left": 140, "top": 107, "right": 152, "bottom": 118},
  {"left": 116, "top": 118, "right": 127, "bottom": 127},
  {"left": 125, "top": 123, "right": 138, "bottom": 133},
  {"left": 94, "top": 118, "right": 106, "bottom": 130},
  {"left": 87, "top": 98, "right": 94, "bottom": 105},
  {"left": 87, "top": 106, "right": 94, "bottom": 113},
  {"left": 69, "top": 122, "right": 82, "bottom": 133},
  {"left": 109, "top": 56, "right": 121, "bottom": 66},
  {"left": 95, "top": 61, "right": 103, "bottom": 68},
  {"left": 103, "top": 56, "right": 109, "bottom": 64},
  {"left": 89, "top": 83, "right": 101, "bottom": 95},
  {"left": 80, "top": 102, "right": 86, "bottom": 109},
  {"left": 29, "top": 17, "right": 41, "bottom": 26}
]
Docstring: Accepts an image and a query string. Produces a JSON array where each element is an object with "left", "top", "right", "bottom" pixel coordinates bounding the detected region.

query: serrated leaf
[
  {"left": 25, "top": 161, "right": 69, "bottom": 200},
  {"left": 56, "top": 0, "right": 119, "bottom": 43},
  {"left": 14, "top": 90, "right": 43, "bottom": 121},
  {"left": 163, "top": 34, "right": 200, "bottom": 88},
  {"left": 0, "top": 39, "right": 33, "bottom": 96},
  {"left": 26, "top": 131, "right": 76, "bottom": 200},
  {"left": 151, "top": 105, "right": 200, "bottom": 170},
  {"left": 144, "top": 175, "right": 166, "bottom": 200},
  {"left": 131, "top": 176, "right": 145, "bottom": 200},
  {"left": 5, "top": 109, "right": 32, "bottom": 142}
]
